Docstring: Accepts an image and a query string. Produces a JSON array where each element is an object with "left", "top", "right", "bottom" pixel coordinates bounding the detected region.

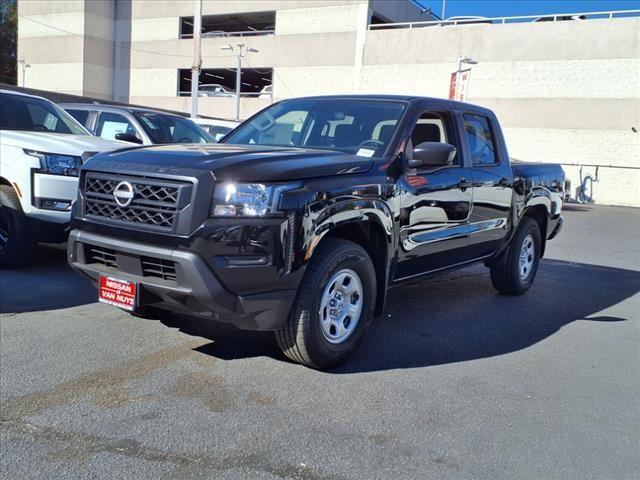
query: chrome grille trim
[{"left": 82, "top": 172, "right": 191, "bottom": 232}]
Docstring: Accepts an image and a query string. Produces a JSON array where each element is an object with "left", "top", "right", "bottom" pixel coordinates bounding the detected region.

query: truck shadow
[
  {"left": 166, "top": 259, "right": 639, "bottom": 373},
  {"left": 0, "top": 244, "right": 97, "bottom": 314}
]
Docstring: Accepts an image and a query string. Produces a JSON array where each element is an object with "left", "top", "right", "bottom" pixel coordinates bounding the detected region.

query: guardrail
[
  {"left": 180, "top": 30, "right": 275, "bottom": 39},
  {"left": 369, "top": 10, "right": 640, "bottom": 30}
]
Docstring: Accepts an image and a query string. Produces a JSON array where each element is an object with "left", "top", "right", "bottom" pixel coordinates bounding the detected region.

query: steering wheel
[
  {"left": 357, "top": 139, "right": 384, "bottom": 149},
  {"left": 32, "top": 124, "right": 48, "bottom": 132},
  {"left": 177, "top": 137, "right": 192, "bottom": 143}
]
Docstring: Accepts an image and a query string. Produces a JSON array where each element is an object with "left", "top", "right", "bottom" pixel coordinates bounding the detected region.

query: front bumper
[{"left": 67, "top": 230, "right": 297, "bottom": 331}]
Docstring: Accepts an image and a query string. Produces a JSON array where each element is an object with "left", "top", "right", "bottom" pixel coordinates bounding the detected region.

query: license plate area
[{"left": 99, "top": 275, "right": 137, "bottom": 311}]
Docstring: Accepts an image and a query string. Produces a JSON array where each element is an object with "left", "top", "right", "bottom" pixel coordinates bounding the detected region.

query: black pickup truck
[{"left": 68, "top": 96, "right": 564, "bottom": 369}]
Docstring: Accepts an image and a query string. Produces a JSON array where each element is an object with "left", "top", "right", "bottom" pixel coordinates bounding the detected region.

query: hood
[
  {"left": 0, "top": 131, "right": 126, "bottom": 156},
  {"left": 86, "top": 143, "right": 374, "bottom": 182}
]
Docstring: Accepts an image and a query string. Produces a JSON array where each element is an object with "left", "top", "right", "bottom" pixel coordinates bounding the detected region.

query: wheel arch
[
  {"left": 304, "top": 200, "right": 395, "bottom": 317},
  {"left": 521, "top": 204, "right": 549, "bottom": 257}
]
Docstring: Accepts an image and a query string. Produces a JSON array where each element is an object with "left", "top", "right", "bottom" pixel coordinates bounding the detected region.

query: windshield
[
  {"left": 133, "top": 112, "right": 214, "bottom": 144},
  {"left": 223, "top": 98, "right": 406, "bottom": 156},
  {"left": 0, "top": 93, "right": 89, "bottom": 135}
]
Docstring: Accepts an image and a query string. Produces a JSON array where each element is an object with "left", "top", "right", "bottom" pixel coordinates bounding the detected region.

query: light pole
[
  {"left": 442, "top": 0, "right": 446, "bottom": 19},
  {"left": 190, "top": 0, "right": 202, "bottom": 119},
  {"left": 18, "top": 59, "right": 31, "bottom": 88},
  {"left": 457, "top": 56, "right": 478, "bottom": 74},
  {"left": 454, "top": 56, "right": 478, "bottom": 101},
  {"left": 221, "top": 43, "right": 258, "bottom": 122}
]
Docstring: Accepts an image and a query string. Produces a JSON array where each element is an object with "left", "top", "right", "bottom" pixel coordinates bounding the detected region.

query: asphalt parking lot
[{"left": 1, "top": 205, "right": 638, "bottom": 480}]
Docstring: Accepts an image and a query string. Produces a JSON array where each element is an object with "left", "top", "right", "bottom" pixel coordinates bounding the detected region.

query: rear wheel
[
  {"left": 490, "top": 217, "right": 541, "bottom": 295},
  {"left": 275, "top": 238, "right": 376, "bottom": 369},
  {"left": 0, "top": 185, "right": 34, "bottom": 268}
]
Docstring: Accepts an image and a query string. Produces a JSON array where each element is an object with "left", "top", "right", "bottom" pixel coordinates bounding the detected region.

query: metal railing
[
  {"left": 180, "top": 30, "right": 275, "bottom": 39},
  {"left": 369, "top": 10, "right": 640, "bottom": 30}
]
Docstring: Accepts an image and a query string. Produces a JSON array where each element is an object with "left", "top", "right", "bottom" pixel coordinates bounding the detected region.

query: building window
[
  {"left": 178, "top": 68, "right": 273, "bottom": 98},
  {"left": 179, "top": 11, "right": 275, "bottom": 39}
]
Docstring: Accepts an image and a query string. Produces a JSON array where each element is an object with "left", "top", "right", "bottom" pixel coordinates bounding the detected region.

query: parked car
[
  {"left": 61, "top": 104, "right": 214, "bottom": 145},
  {"left": 194, "top": 117, "right": 240, "bottom": 141},
  {"left": 68, "top": 95, "right": 565, "bottom": 369},
  {"left": 198, "top": 84, "right": 234, "bottom": 97},
  {"left": 259, "top": 85, "right": 273, "bottom": 98},
  {"left": 441, "top": 16, "right": 493, "bottom": 26},
  {"left": 0, "top": 90, "right": 125, "bottom": 266}
]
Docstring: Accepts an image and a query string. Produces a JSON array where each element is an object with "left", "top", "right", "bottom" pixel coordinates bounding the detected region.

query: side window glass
[
  {"left": 463, "top": 114, "right": 497, "bottom": 165},
  {"left": 96, "top": 112, "right": 138, "bottom": 141},
  {"left": 67, "top": 109, "right": 90, "bottom": 126},
  {"left": 408, "top": 111, "right": 458, "bottom": 166}
]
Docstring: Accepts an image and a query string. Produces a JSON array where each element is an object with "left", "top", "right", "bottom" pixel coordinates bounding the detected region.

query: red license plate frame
[{"left": 99, "top": 275, "right": 137, "bottom": 311}]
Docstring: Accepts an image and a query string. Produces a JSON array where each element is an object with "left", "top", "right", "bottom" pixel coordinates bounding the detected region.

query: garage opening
[
  {"left": 180, "top": 11, "right": 275, "bottom": 38},
  {"left": 178, "top": 68, "right": 273, "bottom": 97}
]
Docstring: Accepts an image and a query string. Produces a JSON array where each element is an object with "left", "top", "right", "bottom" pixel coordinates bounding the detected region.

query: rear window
[
  {"left": 0, "top": 93, "right": 88, "bottom": 135},
  {"left": 463, "top": 114, "right": 498, "bottom": 165}
]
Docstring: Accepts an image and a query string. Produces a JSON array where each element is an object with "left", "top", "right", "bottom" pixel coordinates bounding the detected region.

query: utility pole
[
  {"left": 221, "top": 43, "right": 259, "bottom": 122},
  {"left": 190, "top": 0, "right": 202, "bottom": 119},
  {"left": 18, "top": 59, "right": 31, "bottom": 88}
]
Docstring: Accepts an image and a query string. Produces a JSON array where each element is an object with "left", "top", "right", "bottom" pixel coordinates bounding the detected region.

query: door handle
[{"left": 457, "top": 178, "right": 473, "bottom": 189}]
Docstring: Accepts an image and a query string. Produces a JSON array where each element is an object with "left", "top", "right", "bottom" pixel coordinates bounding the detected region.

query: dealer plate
[{"left": 99, "top": 276, "right": 137, "bottom": 311}]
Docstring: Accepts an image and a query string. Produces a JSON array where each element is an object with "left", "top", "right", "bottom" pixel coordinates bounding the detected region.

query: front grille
[
  {"left": 86, "top": 245, "right": 117, "bottom": 268},
  {"left": 85, "top": 202, "right": 176, "bottom": 229},
  {"left": 141, "top": 257, "right": 177, "bottom": 281},
  {"left": 82, "top": 172, "right": 191, "bottom": 232},
  {"left": 82, "top": 243, "right": 178, "bottom": 283}
]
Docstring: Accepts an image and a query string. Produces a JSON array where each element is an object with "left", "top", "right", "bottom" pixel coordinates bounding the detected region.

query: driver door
[{"left": 395, "top": 108, "right": 473, "bottom": 280}]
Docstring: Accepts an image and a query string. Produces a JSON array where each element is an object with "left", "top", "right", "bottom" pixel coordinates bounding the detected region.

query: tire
[
  {"left": 275, "top": 238, "right": 377, "bottom": 369},
  {"left": 490, "top": 217, "right": 541, "bottom": 295},
  {"left": 0, "top": 185, "right": 34, "bottom": 268}
]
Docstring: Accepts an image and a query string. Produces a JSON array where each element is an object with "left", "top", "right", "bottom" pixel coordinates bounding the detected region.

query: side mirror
[
  {"left": 408, "top": 142, "right": 456, "bottom": 169},
  {"left": 513, "top": 176, "right": 527, "bottom": 195},
  {"left": 115, "top": 133, "right": 143, "bottom": 144}
]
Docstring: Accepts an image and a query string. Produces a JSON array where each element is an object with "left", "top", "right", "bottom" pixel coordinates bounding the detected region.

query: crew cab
[
  {"left": 68, "top": 95, "right": 564, "bottom": 369},
  {"left": 0, "top": 90, "right": 124, "bottom": 267}
]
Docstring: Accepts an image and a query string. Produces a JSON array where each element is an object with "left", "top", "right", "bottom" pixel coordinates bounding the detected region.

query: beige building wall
[
  {"left": 18, "top": 0, "right": 116, "bottom": 99},
  {"left": 16, "top": 2, "right": 640, "bottom": 206}
]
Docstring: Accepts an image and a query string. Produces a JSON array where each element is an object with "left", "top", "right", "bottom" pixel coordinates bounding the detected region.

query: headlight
[
  {"left": 212, "top": 183, "right": 273, "bottom": 217},
  {"left": 25, "top": 149, "right": 82, "bottom": 176}
]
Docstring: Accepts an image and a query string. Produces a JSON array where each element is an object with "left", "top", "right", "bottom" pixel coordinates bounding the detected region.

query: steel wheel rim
[
  {"left": 519, "top": 234, "right": 535, "bottom": 281},
  {"left": 318, "top": 268, "right": 364, "bottom": 344},
  {"left": 0, "top": 208, "right": 9, "bottom": 252}
]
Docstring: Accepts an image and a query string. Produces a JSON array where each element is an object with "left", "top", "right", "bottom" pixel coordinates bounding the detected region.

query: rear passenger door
[
  {"left": 395, "top": 108, "right": 473, "bottom": 280},
  {"left": 463, "top": 112, "right": 513, "bottom": 258}
]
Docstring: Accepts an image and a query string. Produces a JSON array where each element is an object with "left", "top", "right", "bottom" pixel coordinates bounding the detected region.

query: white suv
[{"left": 0, "top": 90, "right": 124, "bottom": 267}]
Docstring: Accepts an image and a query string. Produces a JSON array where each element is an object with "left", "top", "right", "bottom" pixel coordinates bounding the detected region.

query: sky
[{"left": 413, "top": 0, "right": 640, "bottom": 19}]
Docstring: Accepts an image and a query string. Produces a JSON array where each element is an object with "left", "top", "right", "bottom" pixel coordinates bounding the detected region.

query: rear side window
[
  {"left": 66, "top": 109, "right": 90, "bottom": 126},
  {"left": 463, "top": 114, "right": 498, "bottom": 165}
]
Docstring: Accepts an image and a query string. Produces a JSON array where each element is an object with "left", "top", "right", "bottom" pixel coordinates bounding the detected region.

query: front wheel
[
  {"left": 0, "top": 185, "right": 34, "bottom": 268},
  {"left": 275, "top": 238, "right": 377, "bottom": 369},
  {"left": 490, "top": 217, "right": 541, "bottom": 295}
]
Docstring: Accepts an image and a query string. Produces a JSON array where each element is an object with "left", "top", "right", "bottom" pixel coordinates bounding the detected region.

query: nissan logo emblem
[{"left": 113, "top": 181, "right": 134, "bottom": 207}]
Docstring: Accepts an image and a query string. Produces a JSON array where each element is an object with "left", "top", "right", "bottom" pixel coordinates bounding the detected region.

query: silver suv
[{"left": 61, "top": 104, "right": 214, "bottom": 145}]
